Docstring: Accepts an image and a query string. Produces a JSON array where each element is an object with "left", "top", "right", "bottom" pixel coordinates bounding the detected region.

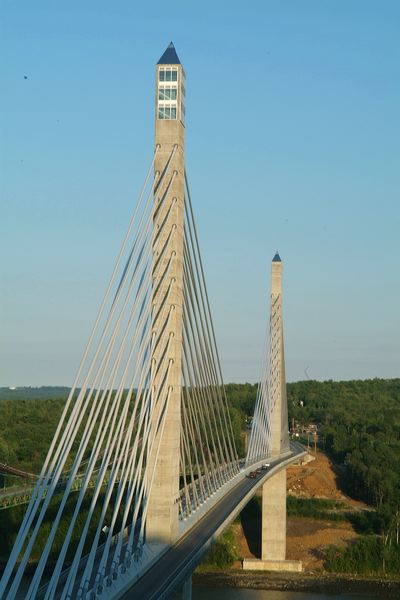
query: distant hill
[{"left": 0, "top": 387, "right": 71, "bottom": 401}]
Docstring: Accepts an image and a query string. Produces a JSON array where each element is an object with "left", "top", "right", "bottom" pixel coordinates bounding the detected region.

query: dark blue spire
[
  {"left": 272, "top": 251, "right": 281, "bottom": 262},
  {"left": 157, "top": 42, "right": 181, "bottom": 65}
]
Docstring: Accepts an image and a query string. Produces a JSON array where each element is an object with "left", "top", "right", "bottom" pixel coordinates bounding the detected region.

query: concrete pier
[
  {"left": 243, "top": 468, "right": 302, "bottom": 572},
  {"left": 262, "top": 469, "right": 286, "bottom": 561},
  {"left": 181, "top": 575, "right": 192, "bottom": 600}
]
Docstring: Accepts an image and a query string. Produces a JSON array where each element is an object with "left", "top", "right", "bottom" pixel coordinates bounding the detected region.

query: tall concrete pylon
[
  {"left": 244, "top": 253, "right": 302, "bottom": 572},
  {"left": 260, "top": 252, "right": 294, "bottom": 567},
  {"left": 146, "top": 42, "right": 186, "bottom": 545},
  {"left": 270, "top": 252, "right": 290, "bottom": 458}
]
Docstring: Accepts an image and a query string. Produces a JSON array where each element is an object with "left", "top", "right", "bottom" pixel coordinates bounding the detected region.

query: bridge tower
[
  {"left": 146, "top": 42, "right": 186, "bottom": 545},
  {"left": 244, "top": 253, "right": 302, "bottom": 572},
  {"left": 269, "top": 252, "right": 289, "bottom": 460}
]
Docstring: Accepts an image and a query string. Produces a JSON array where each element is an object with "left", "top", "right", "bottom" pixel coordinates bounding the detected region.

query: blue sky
[{"left": 1, "top": 1, "right": 399, "bottom": 385}]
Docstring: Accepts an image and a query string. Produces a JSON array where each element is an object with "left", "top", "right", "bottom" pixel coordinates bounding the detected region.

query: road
[
  {"left": 122, "top": 443, "right": 306, "bottom": 599},
  {"left": 24, "top": 443, "right": 305, "bottom": 599}
]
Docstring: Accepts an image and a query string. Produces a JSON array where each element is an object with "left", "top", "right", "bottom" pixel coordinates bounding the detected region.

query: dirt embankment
[
  {"left": 234, "top": 451, "right": 369, "bottom": 571},
  {"left": 286, "top": 450, "right": 366, "bottom": 508},
  {"left": 196, "top": 452, "right": 400, "bottom": 595},
  {"left": 286, "top": 451, "right": 368, "bottom": 569}
]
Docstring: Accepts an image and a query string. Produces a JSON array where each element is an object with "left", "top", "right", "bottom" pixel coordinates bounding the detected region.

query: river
[
  {"left": 8, "top": 580, "right": 389, "bottom": 599},
  {"left": 12, "top": 578, "right": 384, "bottom": 599},
  {"left": 191, "top": 589, "right": 380, "bottom": 600}
]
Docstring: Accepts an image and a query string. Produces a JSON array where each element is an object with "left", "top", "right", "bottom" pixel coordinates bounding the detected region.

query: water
[
  {"left": 14, "top": 578, "right": 382, "bottom": 599},
  {"left": 13, "top": 581, "right": 383, "bottom": 599},
  {"left": 192, "top": 589, "right": 380, "bottom": 600}
]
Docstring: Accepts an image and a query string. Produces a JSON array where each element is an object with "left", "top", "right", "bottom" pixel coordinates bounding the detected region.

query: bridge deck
[
  {"left": 119, "top": 443, "right": 306, "bottom": 600},
  {"left": 26, "top": 444, "right": 306, "bottom": 600}
]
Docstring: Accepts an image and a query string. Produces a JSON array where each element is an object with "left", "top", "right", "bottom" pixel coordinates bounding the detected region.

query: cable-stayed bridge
[{"left": 0, "top": 43, "right": 308, "bottom": 600}]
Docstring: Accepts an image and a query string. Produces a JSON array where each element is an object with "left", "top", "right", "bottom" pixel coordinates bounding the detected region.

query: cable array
[
  {"left": 0, "top": 152, "right": 240, "bottom": 599},
  {"left": 179, "top": 173, "right": 240, "bottom": 519},
  {"left": 1, "top": 146, "right": 177, "bottom": 598},
  {"left": 246, "top": 286, "right": 289, "bottom": 466}
]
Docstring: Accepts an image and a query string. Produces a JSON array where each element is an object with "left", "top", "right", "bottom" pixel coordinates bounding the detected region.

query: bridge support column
[
  {"left": 181, "top": 575, "right": 192, "bottom": 600},
  {"left": 243, "top": 468, "right": 302, "bottom": 572},
  {"left": 261, "top": 469, "right": 287, "bottom": 562}
]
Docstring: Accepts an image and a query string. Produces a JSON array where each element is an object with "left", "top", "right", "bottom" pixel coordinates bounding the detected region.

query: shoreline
[{"left": 193, "top": 570, "right": 400, "bottom": 598}]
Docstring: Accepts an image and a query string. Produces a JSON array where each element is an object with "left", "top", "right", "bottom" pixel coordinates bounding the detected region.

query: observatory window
[
  {"left": 159, "top": 87, "right": 177, "bottom": 101},
  {"left": 159, "top": 67, "right": 178, "bottom": 82},
  {"left": 157, "top": 68, "right": 180, "bottom": 121},
  {"left": 158, "top": 105, "right": 177, "bottom": 120}
]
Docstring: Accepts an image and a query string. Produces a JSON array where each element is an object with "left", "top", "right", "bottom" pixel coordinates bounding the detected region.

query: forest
[
  {"left": 1, "top": 378, "right": 400, "bottom": 574},
  {"left": 226, "top": 378, "right": 400, "bottom": 575}
]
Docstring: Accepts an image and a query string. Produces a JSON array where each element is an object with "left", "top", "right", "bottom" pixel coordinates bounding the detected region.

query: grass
[
  {"left": 287, "top": 495, "right": 347, "bottom": 521},
  {"left": 197, "top": 529, "right": 239, "bottom": 570}
]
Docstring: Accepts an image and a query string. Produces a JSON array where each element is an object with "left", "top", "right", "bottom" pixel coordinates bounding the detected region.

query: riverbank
[
  {"left": 193, "top": 570, "right": 400, "bottom": 599},
  {"left": 233, "top": 453, "right": 370, "bottom": 572}
]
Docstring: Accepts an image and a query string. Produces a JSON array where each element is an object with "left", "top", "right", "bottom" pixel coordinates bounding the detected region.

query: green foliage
[
  {"left": 2, "top": 380, "right": 400, "bottom": 577},
  {"left": 0, "top": 489, "right": 123, "bottom": 565},
  {"left": 200, "top": 529, "right": 238, "bottom": 569},
  {"left": 287, "top": 378, "right": 400, "bottom": 512},
  {"left": 224, "top": 378, "right": 400, "bottom": 576},
  {"left": 0, "top": 504, "right": 26, "bottom": 558},
  {"left": 0, "top": 397, "right": 66, "bottom": 473},
  {"left": 347, "top": 509, "right": 386, "bottom": 535},
  {"left": 325, "top": 536, "right": 400, "bottom": 575},
  {"left": 228, "top": 406, "right": 246, "bottom": 457},
  {"left": 287, "top": 495, "right": 345, "bottom": 521},
  {"left": 225, "top": 383, "right": 257, "bottom": 417},
  {"left": 286, "top": 378, "right": 400, "bottom": 576},
  {"left": 225, "top": 378, "right": 400, "bottom": 517},
  {"left": 225, "top": 383, "right": 258, "bottom": 457}
]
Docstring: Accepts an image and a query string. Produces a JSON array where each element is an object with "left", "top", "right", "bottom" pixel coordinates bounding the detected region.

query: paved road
[
  {"left": 122, "top": 443, "right": 305, "bottom": 600},
  {"left": 32, "top": 444, "right": 305, "bottom": 599}
]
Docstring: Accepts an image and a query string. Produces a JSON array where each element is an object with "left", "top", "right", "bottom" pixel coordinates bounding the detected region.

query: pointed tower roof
[
  {"left": 157, "top": 42, "right": 181, "bottom": 65},
  {"left": 272, "top": 251, "right": 281, "bottom": 262}
]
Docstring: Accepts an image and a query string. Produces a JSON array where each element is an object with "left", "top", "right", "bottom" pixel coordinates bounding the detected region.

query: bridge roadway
[
  {"left": 121, "top": 442, "right": 307, "bottom": 600},
  {"left": 30, "top": 443, "right": 305, "bottom": 599}
]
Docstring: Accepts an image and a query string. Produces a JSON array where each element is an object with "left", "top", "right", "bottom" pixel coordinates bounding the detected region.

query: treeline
[
  {"left": 0, "top": 387, "right": 250, "bottom": 475},
  {"left": 289, "top": 379, "right": 400, "bottom": 575},
  {"left": 3, "top": 379, "right": 400, "bottom": 505},
  {"left": 0, "top": 387, "right": 69, "bottom": 401},
  {"left": 295, "top": 379, "right": 400, "bottom": 576},
  {"left": 325, "top": 535, "right": 400, "bottom": 575},
  {"left": 0, "top": 397, "right": 66, "bottom": 473},
  {"left": 287, "top": 379, "right": 400, "bottom": 510},
  {"left": 226, "top": 379, "right": 400, "bottom": 510},
  {"left": 2, "top": 380, "right": 400, "bottom": 575},
  {"left": 226, "top": 378, "right": 400, "bottom": 575}
]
